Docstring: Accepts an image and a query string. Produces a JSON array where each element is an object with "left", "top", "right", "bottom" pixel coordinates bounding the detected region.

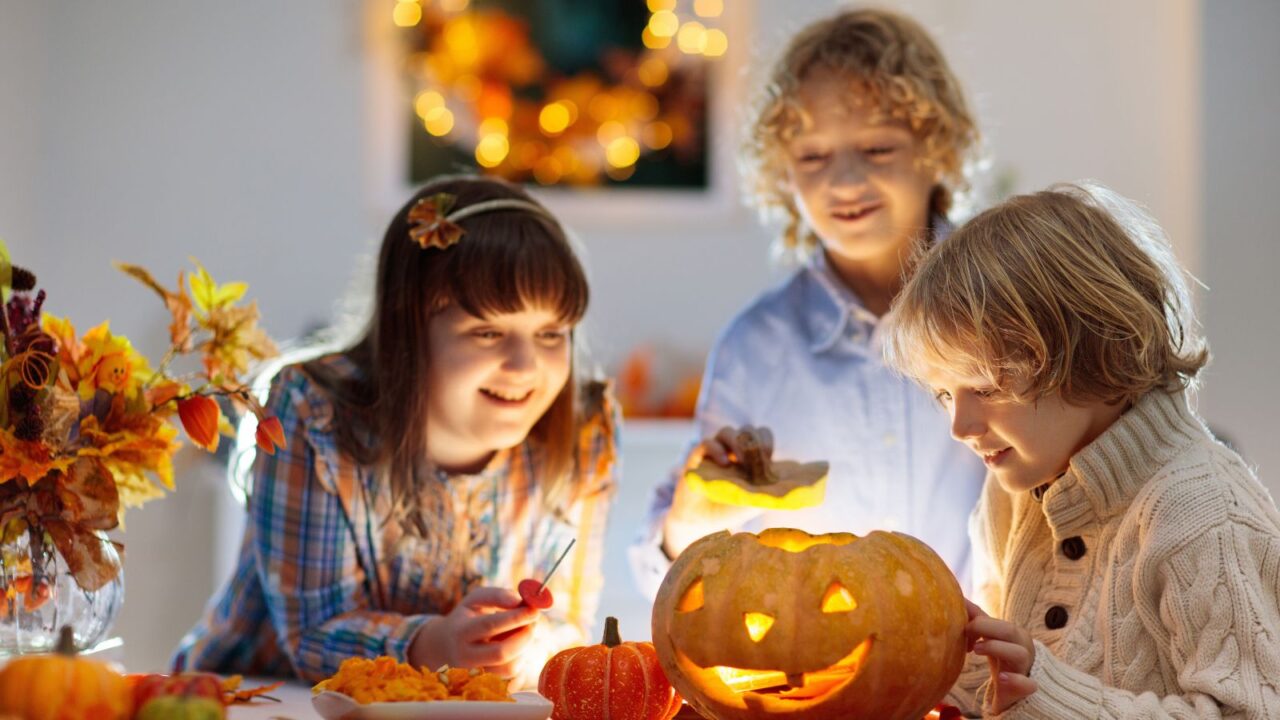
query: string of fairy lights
[{"left": 394, "top": 0, "right": 727, "bottom": 185}]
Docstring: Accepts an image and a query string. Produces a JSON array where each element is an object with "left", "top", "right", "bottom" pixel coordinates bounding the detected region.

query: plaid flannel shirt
[{"left": 172, "top": 355, "right": 617, "bottom": 682}]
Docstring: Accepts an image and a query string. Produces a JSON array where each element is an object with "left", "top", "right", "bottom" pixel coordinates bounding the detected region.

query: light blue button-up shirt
[{"left": 631, "top": 249, "right": 986, "bottom": 598}]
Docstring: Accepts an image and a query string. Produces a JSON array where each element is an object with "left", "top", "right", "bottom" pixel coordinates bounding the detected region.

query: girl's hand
[
  {"left": 662, "top": 425, "right": 771, "bottom": 557},
  {"left": 409, "top": 586, "right": 539, "bottom": 675},
  {"left": 965, "top": 600, "right": 1038, "bottom": 713}
]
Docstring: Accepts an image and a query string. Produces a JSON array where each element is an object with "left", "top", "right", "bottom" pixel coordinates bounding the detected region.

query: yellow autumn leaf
[
  {"left": 189, "top": 263, "right": 247, "bottom": 315},
  {"left": 0, "top": 238, "right": 10, "bottom": 300}
]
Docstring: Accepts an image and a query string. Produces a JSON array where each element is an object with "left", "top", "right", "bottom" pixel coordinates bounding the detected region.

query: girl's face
[
  {"left": 922, "top": 365, "right": 1128, "bottom": 494},
  {"left": 784, "top": 69, "right": 936, "bottom": 268},
  {"left": 425, "top": 302, "right": 572, "bottom": 473}
]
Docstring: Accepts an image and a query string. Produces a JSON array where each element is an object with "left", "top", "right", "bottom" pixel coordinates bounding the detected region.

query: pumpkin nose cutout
[
  {"left": 743, "top": 612, "right": 775, "bottom": 642},
  {"left": 822, "top": 582, "right": 857, "bottom": 612},
  {"left": 677, "top": 578, "right": 704, "bottom": 612}
]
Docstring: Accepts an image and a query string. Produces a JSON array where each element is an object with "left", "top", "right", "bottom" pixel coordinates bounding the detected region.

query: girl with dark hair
[{"left": 173, "top": 175, "right": 617, "bottom": 688}]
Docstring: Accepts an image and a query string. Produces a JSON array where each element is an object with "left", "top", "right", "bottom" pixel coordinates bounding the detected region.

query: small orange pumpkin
[
  {"left": 0, "top": 627, "right": 130, "bottom": 720},
  {"left": 539, "top": 616, "right": 681, "bottom": 720}
]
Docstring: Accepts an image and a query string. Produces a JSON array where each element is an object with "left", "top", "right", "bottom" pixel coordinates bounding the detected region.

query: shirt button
[
  {"left": 882, "top": 433, "right": 897, "bottom": 447},
  {"left": 1045, "top": 605, "right": 1069, "bottom": 629},
  {"left": 882, "top": 516, "right": 900, "bottom": 530},
  {"left": 1061, "top": 536, "right": 1087, "bottom": 560}
]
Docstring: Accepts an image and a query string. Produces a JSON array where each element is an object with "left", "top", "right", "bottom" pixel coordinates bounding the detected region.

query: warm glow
[
  {"left": 539, "top": 102, "right": 572, "bottom": 135},
  {"left": 693, "top": 0, "right": 724, "bottom": 17},
  {"left": 743, "top": 612, "right": 775, "bottom": 642},
  {"left": 478, "top": 117, "right": 508, "bottom": 136},
  {"left": 757, "top": 529, "right": 856, "bottom": 553},
  {"left": 533, "top": 156, "right": 564, "bottom": 185},
  {"left": 414, "top": 90, "right": 445, "bottom": 119},
  {"left": 444, "top": 18, "right": 480, "bottom": 66},
  {"left": 455, "top": 74, "right": 481, "bottom": 101},
  {"left": 644, "top": 121, "right": 673, "bottom": 150},
  {"left": 630, "top": 92, "right": 659, "bottom": 121},
  {"left": 822, "top": 583, "right": 857, "bottom": 613},
  {"left": 475, "top": 134, "right": 510, "bottom": 167},
  {"left": 647, "top": 0, "right": 676, "bottom": 11},
  {"left": 605, "top": 163, "right": 635, "bottom": 181},
  {"left": 440, "top": 0, "right": 470, "bottom": 11},
  {"left": 596, "top": 120, "right": 626, "bottom": 146},
  {"left": 648, "top": 10, "right": 679, "bottom": 38},
  {"left": 392, "top": 1, "right": 422, "bottom": 28},
  {"left": 423, "top": 107, "right": 454, "bottom": 136},
  {"left": 588, "top": 93, "right": 619, "bottom": 122},
  {"left": 703, "top": 28, "right": 729, "bottom": 58},
  {"left": 710, "top": 638, "right": 875, "bottom": 696},
  {"left": 606, "top": 137, "right": 641, "bottom": 168},
  {"left": 677, "top": 578, "right": 704, "bottom": 612},
  {"left": 637, "top": 57, "right": 669, "bottom": 87},
  {"left": 714, "top": 667, "right": 789, "bottom": 693},
  {"left": 677, "top": 21, "right": 708, "bottom": 54},
  {"left": 642, "top": 27, "right": 671, "bottom": 49}
]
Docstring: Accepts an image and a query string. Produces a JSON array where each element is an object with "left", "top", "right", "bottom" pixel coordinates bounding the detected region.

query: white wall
[
  {"left": 4, "top": 0, "right": 1270, "bottom": 668},
  {"left": 1200, "top": 1, "right": 1280, "bottom": 495}
]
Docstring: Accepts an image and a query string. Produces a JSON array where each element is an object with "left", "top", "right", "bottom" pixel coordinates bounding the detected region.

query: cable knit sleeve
[{"left": 994, "top": 520, "right": 1280, "bottom": 719}]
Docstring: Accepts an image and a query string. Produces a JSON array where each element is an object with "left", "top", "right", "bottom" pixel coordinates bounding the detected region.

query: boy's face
[
  {"left": 784, "top": 69, "right": 936, "bottom": 268},
  {"left": 921, "top": 365, "right": 1127, "bottom": 494},
  {"left": 424, "top": 302, "right": 572, "bottom": 472}
]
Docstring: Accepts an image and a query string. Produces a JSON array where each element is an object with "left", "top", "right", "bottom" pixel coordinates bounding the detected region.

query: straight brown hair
[{"left": 303, "top": 175, "right": 589, "bottom": 534}]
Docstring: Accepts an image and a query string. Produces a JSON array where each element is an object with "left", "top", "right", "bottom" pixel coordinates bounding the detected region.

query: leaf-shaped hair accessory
[{"left": 407, "top": 193, "right": 465, "bottom": 250}]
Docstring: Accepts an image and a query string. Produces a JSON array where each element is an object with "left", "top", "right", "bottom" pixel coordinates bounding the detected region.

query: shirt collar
[{"left": 802, "top": 214, "right": 953, "bottom": 354}]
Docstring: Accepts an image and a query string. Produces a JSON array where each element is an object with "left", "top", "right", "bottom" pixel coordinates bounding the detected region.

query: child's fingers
[
  {"left": 967, "top": 615, "right": 1023, "bottom": 643},
  {"left": 964, "top": 598, "right": 989, "bottom": 620},
  {"left": 754, "top": 426, "right": 774, "bottom": 457},
  {"left": 466, "top": 624, "right": 535, "bottom": 668},
  {"left": 460, "top": 586, "right": 523, "bottom": 610},
  {"left": 465, "top": 606, "right": 538, "bottom": 643},
  {"left": 704, "top": 429, "right": 735, "bottom": 465},
  {"left": 973, "top": 638, "right": 1033, "bottom": 676},
  {"left": 991, "top": 671, "right": 1038, "bottom": 713}
]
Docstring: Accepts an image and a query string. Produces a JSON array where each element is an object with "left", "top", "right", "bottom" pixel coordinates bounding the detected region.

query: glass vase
[{"left": 0, "top": 521, "right": 123, "bottom": 656}]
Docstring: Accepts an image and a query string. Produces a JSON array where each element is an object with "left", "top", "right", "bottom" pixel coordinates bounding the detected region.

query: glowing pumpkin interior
[{"left": 671, "top": 531, "right": 874, "bottom": 706}]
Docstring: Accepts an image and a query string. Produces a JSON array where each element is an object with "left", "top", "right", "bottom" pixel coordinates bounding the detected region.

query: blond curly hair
[
  {"left": 742, "top": 8, "right": 980, "bottom": 252},
  {"left": 883, "top": 182, "right": 1209, "bottom": 406}
]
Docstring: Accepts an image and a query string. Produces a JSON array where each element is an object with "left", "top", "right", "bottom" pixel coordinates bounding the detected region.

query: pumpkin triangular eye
[
  {"left": 743, "top": 612, "right": 775, "bottom": 642},
  {"left": 678, "top": 578, "right": 704, "bottom": 612},
  {"left": 822, "top": 582, "right": 857, "bottom": 612}
]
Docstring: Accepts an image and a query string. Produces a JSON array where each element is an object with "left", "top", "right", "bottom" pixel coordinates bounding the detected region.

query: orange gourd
[
  {"left": 539, "top": 616, "right": 681, "bottom": 720},
  {"left": 0, "top": 627, "right": 130, "bottom": 720},
  {"left": 651, "top": 528, "right": 967, "bottom": 720}
]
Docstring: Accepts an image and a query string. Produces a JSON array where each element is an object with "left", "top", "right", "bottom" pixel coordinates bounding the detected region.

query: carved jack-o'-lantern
[{"left": 651, "top": 528, "right": 966, "bottom": 720}]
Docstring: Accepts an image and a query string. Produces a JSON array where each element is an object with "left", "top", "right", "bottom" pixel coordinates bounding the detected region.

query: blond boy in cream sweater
[{"left": 883, "top": 182, "right": 1280, "bottom": 718}]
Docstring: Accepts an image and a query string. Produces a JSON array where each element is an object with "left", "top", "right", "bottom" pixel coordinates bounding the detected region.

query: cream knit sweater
[{"left": 948, "top": 389, "right": 1280, "bottom": 719}]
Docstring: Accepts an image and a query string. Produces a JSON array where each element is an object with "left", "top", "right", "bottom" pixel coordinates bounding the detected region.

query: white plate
[{"left": 311, "top": 690, "right": 553, "bottom": 720}]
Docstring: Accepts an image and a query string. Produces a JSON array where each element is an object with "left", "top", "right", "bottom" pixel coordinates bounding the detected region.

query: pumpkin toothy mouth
[{"left": 682, "top": 636, "right": 874, "bottom": 702}]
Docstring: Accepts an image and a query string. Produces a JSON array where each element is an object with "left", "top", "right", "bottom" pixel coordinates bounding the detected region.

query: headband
[{"left": 407, "top": 192, "right": 556, "bottom": 251}]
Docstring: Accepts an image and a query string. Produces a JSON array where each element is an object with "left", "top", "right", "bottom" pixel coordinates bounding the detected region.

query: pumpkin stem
[
  {"left": 602, "top": 616, "right": 622, "bottom": 648},
  {"left": 55, "top": 625, "right": 77, "bottom": 657},
  {"left": 735, "top": 429, "right": 776, "bottom": 486}
]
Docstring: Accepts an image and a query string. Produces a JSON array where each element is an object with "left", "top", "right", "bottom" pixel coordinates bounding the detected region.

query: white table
[{"left": 227, "top": 680, "right": 317, "bottom": 719}]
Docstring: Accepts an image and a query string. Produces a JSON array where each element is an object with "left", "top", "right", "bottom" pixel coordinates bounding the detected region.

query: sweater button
[
  {"left": 1045, "top": 605, "right": 1069, "bottom": 629},
  {"left": 1061, "top": 536, "right": 1087, "bottom": 560}
]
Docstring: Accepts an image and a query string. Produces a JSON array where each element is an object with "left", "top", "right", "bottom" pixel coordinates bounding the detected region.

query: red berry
[{"left": 517, "top": 578, "right": 553, "bottom": 609}]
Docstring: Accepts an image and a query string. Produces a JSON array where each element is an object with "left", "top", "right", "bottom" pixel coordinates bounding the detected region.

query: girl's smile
[{"left": 426, "top": 302, "right": 572, "bottom": 472}]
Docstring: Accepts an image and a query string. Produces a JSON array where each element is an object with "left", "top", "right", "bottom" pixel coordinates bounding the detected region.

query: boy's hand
[
  {"left": 662, "top": 425, "right": 770, "bottom": 558},
  {"left": 965, "top": 599, "right": 1038, "bottom": 713}
]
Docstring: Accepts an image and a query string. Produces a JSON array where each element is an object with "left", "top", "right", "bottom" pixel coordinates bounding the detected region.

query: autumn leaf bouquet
[{"left": 0, "top": 240, "right": 283, "bottom": 607}]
